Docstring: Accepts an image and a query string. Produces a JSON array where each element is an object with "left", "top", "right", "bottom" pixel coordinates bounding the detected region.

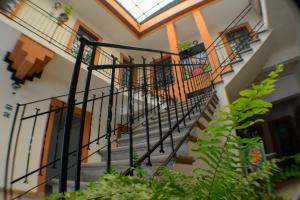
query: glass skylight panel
[{"left": 117, "top": 0, "right": 177, "bottom": 23}]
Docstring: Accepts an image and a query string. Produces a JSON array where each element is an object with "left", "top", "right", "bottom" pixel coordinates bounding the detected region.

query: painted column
[
  {"left": 166, "top": 22, "right": 186, "bottom": 100},
  {"left": 192, "top": 9, "right": 222, "bottom": 82}
]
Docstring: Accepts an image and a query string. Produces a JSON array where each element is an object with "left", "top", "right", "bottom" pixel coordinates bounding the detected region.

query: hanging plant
[
  {"left": 177, "top": 41, "right": 192, "bottom": 52},
  {"left": 57, "top": 3, "right": 73, "bottom": 25}
]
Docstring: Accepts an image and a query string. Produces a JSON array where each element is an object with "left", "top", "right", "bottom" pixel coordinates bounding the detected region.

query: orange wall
[
  {"left": 165, "top": 22, "right": 212, "bottom": 101},
  {"left": 192, "top": 9, "right": 222, "bottom": 82}
]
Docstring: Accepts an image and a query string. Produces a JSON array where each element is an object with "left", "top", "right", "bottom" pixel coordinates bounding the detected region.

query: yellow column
[
  {"left": 166, "top": 22, "right": 187, "bottom": 100},
  {"left": 193, "top": 9, "right": 222, "bottom": 82}
]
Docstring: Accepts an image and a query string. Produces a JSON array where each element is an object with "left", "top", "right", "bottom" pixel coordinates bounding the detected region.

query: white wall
[
  {"left": 0, "top": 18, "right": 129, "bottom": 192},
  {"left": 263, "top": 73, "right": 300, "bottom": 103},
  {"left": 0, "top": 3, "right": 150, "bottom": 191},
  {"left": 0, "top": 0, "right": 132, "bottom": 83}
]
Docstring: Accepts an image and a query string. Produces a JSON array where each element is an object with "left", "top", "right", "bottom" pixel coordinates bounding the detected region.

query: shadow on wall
[{"left": 294, "top": 0, "right": 300, "bottom": 10}]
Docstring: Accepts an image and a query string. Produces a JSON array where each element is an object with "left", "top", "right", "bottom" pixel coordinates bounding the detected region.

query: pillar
[
  {"left": 193, "top": 9, "right": 222, "bottom": 82},
  {"left": 166, "top": 22, "right": 186, "bottom": 100}
]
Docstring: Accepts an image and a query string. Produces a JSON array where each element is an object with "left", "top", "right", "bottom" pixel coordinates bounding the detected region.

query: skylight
[{"left": 116, "top": 0, "right": 178, "bottom": 23}]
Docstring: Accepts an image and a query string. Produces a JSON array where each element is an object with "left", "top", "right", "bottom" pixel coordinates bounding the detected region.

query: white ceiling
[
  {"left": 66, "top": 1, "right": 225, "bottom": 58},
  {"left": 67, "top": 0, "right": 300, "bottom": 63}
]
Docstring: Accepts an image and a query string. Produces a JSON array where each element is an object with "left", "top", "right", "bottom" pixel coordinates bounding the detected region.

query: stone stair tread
[
  {"left": 124, "top": 121, "right": 195, "bottom": 142},
  {"left": 82, "top": 154, "right": 170, "bottom": 168},
  {"left": 100, "top": 134, "right": 186, "bottom": 154}
]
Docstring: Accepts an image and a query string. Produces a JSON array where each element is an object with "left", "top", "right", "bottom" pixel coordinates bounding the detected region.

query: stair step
[
  {"left": 196, "top": 121, "right": 207, "bottom": 130},
  {"left": 100, "top": 135, "right": 189, "bottom": 161},
  {"left": 157, "top": 102, "right": 205, "bottom": 120},
  {"left": 80, "top": 155, "right": 170, "bottom": 182},
  {"left": 239, "top": 48, "right": 253, "bottom": 55},
  {"left": 202, "top": 111, "right": 212, "bottom": 122},
  {"left": 119, "top": 122, "right": 195, "bottom": 147},
  {"left": 51, "top": 179, "right": 89, "bottom": 193}
]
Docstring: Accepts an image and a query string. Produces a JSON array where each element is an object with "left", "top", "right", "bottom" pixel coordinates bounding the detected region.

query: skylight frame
[{"left": 116, "top": 0, "right": 182, "bottom": 24}]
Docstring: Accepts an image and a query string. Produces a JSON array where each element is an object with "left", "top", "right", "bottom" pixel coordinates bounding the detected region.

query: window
[
  {"left": 179, "top": 43, "right": 210, "bottom": 80},
  {"left": 220, "top": 23, "right": 255, "bottom": 60},
  {"left": 155, "top": 58, "right": 174, "bottom": 88},
  {"left": 116, "top": 0, "right": 179, "bottom": 23},
  {"left": 225, "top": 26, "right": 252, "bottom": 54},
  {"left": 71, "top": 26, "right": 98, "bottom": 64},
  {"left": 121, "top": 60, "right": 131, "bottom": 87},
  {"left": 119, "top": 55, "right": 138, "bottom": 87}
]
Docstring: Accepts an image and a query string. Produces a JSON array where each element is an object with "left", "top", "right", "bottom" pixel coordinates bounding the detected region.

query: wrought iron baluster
[
  {"left": 10, "top": 104, "right": 26, "bottom": 195},
  {"left": 182, "top": 61, "right": 195, "bottom": 114},
  {"left": 172, "top": 60, "right": 186, "bottom": 125},
  {"left": 142, "top": 57, "right": 152, "bottom": 166},
  {"left": 59, "top": 37, "right": 86, "bottom": 193},
  {"left": 97, "top": 92, "right": 104, "bottom": 145},
  {"left": 152, "top": 58, "right": 164, "bottom": 153},
  {"left": 105, "top": 55, "right": 117, "bottom": 174},
  {"left": 88, "top": 94, "right": 96, "bottom": 150},
  {"left": 24, "top": 108, "right": 40, "bottom": 183},
  {"left": 74, "top": 44, "right": 96, "bottom": 190},
  {"left": 137, "top": 68, "right": 140, "bottom": 121},
  {"left": 120, "top": 87, "right": 125, "bottom": 126},
  {"left": 167, "top": 62, "right": 180, "bottom": 132},
  {"left": 179, "top": 64, "right": 192, "bottom": 120},
  {"left": 160, "top": 52, "right": 174, "bottom": 152},
  {"left": 128, "top": 56, "right": 134, "bottom": 175},
  {"left": 113, "top": 89, "right": 118, "bottom": 135},
  {"left": 4, "top": 103, "right": 20, "bottom": 196}
]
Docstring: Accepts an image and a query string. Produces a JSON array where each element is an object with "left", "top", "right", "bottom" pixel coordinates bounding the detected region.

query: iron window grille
[
  {"left": 226, "top": 27, "right": 252, "bottom": 58},
  {"left": 71, "top": 27, "right": 97, "bottom": 64}
]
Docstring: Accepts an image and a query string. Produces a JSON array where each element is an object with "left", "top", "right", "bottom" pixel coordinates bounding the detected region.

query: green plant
[
  {"left": 45, "top": 65, "right": 284, "bottom": 200},
  {"left": 64, "top": 4, "right": 73, "bottom": 15},
  {"left": 177, "top": 41, "right": 192, "bottom": 52},
  {"left": 191, "top": 65, "right": 284, "bottom": 200},
  {"left": 271, "top": 153, "right": 300, "bottom": 184}
]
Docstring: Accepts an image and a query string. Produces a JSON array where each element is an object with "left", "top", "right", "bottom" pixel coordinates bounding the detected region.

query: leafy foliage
[
  {"left": 45, "top": 65, "right": 287, "bottom": 200},
  {"left": 191, "top": 65, "right": 284, "bottom": 200},
  {"left": 271, "top": 153, "right": 300, "bottom": 184},
  {"left": 64, "top": 4, "right": 73, "bottom": 15},
  {"left": 177, "top": 41, "right": 192, "bottom": 52}
]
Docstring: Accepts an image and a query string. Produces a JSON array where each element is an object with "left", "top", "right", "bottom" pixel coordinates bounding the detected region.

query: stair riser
[
  {"left": 158, "top": 101, "right": 208, "bottom": 119},
  {"left": 101, "top": 139, "right": 188, "bottom": 162},
  {"left": 52, "top": 182, "right": 87, "bottom": 193},
  {"left": 147, "top": 107, "right": 208, "bottom": 129},
  {"left": 80, "top": 165, "right": 160, "bottom": 182},
  {"left": 123, "top": 111, "right": 204, "bottom": 145},
  {"left": 118, "top": 129, "right": 183, "bottom": 147},
  {"left": 130, "top": 119, "right": 195, "bottom": 137},
  {"left": 138, "top": 108, "right": 212, "bottom": 134}
]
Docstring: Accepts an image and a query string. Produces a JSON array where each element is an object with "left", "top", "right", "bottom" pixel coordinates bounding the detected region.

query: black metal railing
[
  {"left": 0, "top": 0, "right": 147, "bottom": 85},
  {"left": 2, "top": 1, "right": 266, "bottom": 199}
]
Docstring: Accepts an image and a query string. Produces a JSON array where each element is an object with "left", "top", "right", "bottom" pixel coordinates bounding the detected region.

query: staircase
[
  {"left": 215, "top": 30, "right": 273, "bottom": 106},
  {"left": 51, "top": 92, "right": 219, "bottom": 192},
  {"left": 3, "top": 2, "right": 271, "bottom": 199}
]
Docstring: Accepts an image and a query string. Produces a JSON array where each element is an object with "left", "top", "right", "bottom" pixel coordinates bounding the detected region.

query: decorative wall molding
[{"left": 4, "top": 34, "right": 54, "bottom": 85}]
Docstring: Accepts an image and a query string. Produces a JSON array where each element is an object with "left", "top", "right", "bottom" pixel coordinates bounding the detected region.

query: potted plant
[
  {"left": 57, "top": 3, "right": 73, "bottom": 25},
  {"left": 176, "top": 41, "right": 192, "bottom": 52}
]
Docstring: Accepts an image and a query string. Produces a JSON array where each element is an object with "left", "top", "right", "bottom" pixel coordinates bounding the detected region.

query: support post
[{"left": 59, "top": 37, "right": 86, "bottom": 193}]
